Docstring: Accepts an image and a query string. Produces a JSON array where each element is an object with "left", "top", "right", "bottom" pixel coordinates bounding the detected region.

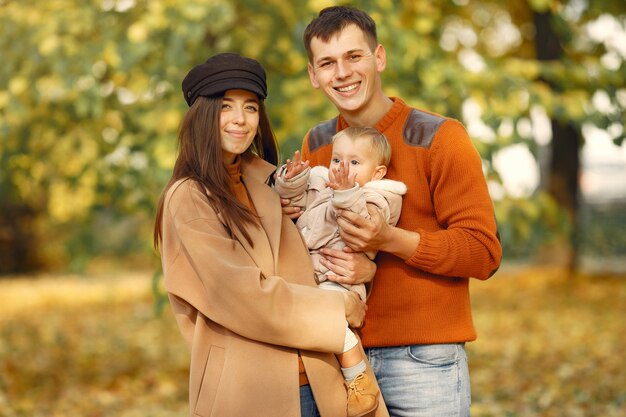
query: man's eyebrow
[
  {"left": 315, "top": 55, "right": 334, "bottom": 64},
  {"left": 315, "top": 49, "right": 367, "bottom": 66},
  {"left": 344, "top": 48, "right": 366, "bottom": 55}
]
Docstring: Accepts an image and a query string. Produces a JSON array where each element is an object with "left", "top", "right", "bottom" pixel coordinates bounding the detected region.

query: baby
[{"left": 275, "top": 126, "right": 406, "bottom": 417}]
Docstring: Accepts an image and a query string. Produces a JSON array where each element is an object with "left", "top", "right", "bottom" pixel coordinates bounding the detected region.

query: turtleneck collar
[
  {"left": 337, "top": 97, "right": 406, "bottom": 132},
  {"left": 227, "top": 155, "right": 243, "bottom": 184},
  {"left": 227, "top": 155, "right": 256, "bottom": 214}
]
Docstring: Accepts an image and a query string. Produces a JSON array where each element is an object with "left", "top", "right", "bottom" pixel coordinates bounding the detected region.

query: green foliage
[
  {"left": 580, "top": 203, "right": 626, "bottom": 257},
  {"left": 1, "top": 0, "right": 625, "bottom": 271},
  {"left": 496, "top": 192, "right": 572, "bottom": 259}
]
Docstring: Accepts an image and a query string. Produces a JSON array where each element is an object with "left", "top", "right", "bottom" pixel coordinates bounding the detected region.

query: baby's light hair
[{"left": 332, "top": 127, "right": 391, "bottom": 166}]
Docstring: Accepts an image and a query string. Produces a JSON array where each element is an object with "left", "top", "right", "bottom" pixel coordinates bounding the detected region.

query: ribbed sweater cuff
[{"left": 406, "top": 230, "right": 441, "bottom": 270}]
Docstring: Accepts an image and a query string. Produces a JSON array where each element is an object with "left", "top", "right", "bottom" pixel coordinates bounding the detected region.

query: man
[{"left": 290, "top": 6, "right": 502, "bottom": 417}]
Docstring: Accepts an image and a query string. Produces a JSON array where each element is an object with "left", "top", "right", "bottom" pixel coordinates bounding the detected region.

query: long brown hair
[{"left": 153, "top": 94, "right": 278, "bottom": 249}]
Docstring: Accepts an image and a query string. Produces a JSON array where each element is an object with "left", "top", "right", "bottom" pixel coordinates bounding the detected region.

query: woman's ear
[{"left": 371, "top": 165, "right": 387, "bottom": 181}]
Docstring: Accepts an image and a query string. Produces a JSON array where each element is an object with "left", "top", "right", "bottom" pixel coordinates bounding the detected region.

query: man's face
[{"left": 308, "top": 24, "right": 385, "bottom": 116}]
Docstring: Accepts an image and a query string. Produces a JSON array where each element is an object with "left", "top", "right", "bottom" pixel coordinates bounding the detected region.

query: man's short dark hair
[{"left": 303, "top": 6, "right": 378, "bottom": 63}]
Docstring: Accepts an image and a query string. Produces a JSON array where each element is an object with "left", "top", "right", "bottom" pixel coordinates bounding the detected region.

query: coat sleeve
[
  {"left": 273, "top": 165, "right": 310, "bottom": 210},
  {"left": 332, "top": 185, "right": 368, "bottom": 217},
  {"left": 164, "top": 182, "right": 346, "bottom": 353},
  {"left": 295, "top": 190, "right": 337, "bottom": 251}
]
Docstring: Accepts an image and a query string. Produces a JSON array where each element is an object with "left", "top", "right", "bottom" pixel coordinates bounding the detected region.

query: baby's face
[{"left": 329, "top": 135, "right": 383, "bottom": 186}]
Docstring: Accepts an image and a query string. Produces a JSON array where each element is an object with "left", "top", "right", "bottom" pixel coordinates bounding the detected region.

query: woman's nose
[{"left": 232, "top": 108, "right": 245, "bottom": 124}]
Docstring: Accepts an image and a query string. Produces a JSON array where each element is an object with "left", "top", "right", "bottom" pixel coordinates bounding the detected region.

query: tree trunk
[
  {"left": 0, "top": 203, "right": 41, "bottom": 275},
  {"left": 533, "top": 10, "right": 582, "bottom": 273}
]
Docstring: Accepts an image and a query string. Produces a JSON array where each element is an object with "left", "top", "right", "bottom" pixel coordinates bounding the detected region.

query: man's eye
[
  {"left": 348, "top": 54, "right": 362, "bottom": 62},
  {"left": 319, "top": 61, "right": 333, "bottom": 68}
]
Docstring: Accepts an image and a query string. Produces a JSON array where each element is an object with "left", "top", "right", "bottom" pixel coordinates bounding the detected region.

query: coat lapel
[{"left": 238, "top": 157, "right": 281, "bottom": 275}]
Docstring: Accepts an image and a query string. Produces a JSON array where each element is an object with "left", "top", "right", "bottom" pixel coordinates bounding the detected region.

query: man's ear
[
  {"left": 372, "top": 165, "right": 387, "bottom": 181},
  {"left": 375, "top": 44, "right": 386, "bottom": 72},
  {"left": 308, "top": 63, "right": 320, "bottom": 88}
]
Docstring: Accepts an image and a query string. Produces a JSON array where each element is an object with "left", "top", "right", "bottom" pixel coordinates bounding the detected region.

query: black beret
[{"left": 182, "top": 53, "right": 267, "bottom": 106}]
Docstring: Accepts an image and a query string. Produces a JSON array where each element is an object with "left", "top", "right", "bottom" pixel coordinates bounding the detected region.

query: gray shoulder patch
[
  {"left": 403, "top": 110, "right": 446, "bottom": 148},
  {"left": 307, "top": 117, "right": 338, "bottom": 152}
]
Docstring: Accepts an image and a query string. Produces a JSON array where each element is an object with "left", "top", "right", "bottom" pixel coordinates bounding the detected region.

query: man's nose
[{"left": 335, "top": 59, "right": 352, "bottom": 79}]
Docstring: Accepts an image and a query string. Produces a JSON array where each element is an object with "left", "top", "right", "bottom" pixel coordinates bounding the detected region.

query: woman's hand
[
  {"left": 343, "top": 291, "right": 367, "bottom": 328},
  {"left": 280, "top": 198, "right": 302, "bottom": 220}
]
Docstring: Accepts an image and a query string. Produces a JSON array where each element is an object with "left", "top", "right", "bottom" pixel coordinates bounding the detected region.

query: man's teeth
[{"left": 337, "top": 84, "right": 358, "bottom": 92}]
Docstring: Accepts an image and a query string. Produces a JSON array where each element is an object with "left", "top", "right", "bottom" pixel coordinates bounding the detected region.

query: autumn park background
[{"left": 1, "top": 0, "right": 625, "bottom": 416}]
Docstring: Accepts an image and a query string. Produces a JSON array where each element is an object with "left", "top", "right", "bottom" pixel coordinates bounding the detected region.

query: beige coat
[{"left": 160, "top": 156, "right": 388, "bottom": 417}]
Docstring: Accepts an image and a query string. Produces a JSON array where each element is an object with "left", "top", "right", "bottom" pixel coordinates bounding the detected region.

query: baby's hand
[
  {"left": 328, "top": 161, "right": 356, "bottom": 191},
  {"left": 284, "top": 151, "right": 310, "bottom": 180}
]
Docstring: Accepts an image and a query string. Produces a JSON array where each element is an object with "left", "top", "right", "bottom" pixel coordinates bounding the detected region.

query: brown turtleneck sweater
[{"left": 227, "top": 157, "right": 256, "bottom": 215}]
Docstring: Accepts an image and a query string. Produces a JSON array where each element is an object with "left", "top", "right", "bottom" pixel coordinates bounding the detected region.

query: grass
[{"left": 0, "top": 265, "right": 625, "bottom": 416}]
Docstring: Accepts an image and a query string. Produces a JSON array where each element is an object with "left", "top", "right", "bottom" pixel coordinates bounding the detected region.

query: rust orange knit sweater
[{"left": 302, "top": 98, "right": 502, "bottom": 347}]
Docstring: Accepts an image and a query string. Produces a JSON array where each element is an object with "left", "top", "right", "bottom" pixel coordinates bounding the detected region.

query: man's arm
[{"left": 337, "top": 121, "right": 502, "bottom": 280}]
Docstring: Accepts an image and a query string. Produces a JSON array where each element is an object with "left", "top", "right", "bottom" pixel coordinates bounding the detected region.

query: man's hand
[
  {"left": 320, "top": 247, "right": 376, "bottom": 286},
  {"left": 336, "top": 205, "right": 390, "bottom": 253},
  {"left": 343, "top": 291, "right": 367, "bottom": 328},
  {"left": 337, "top": 205, "right": 421, "bottom": 260}
]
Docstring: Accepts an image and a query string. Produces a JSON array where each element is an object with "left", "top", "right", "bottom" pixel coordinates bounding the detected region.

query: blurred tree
[
  {"left": 1, "top": 0, "right": 240, "bottom": 271},
  {"left": 0, "top": 0, "right": 624, "bottom": 274},
  {"left": 389, "top": 0, "right": 625, "bottom": 272}
]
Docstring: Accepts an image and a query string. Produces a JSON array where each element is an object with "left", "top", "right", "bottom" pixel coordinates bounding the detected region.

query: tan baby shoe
[{"left": 345, "top": 372, "right": 380, "bottom": 417}]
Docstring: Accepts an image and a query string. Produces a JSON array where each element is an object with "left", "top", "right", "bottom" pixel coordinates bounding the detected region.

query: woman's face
[{"left": 219, "top": 89, "right": 260, "bottom": 164}]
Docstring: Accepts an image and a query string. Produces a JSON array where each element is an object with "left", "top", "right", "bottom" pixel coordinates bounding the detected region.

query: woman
[{"left": 153, "top": 53, "right": 386, "bottom": 417}]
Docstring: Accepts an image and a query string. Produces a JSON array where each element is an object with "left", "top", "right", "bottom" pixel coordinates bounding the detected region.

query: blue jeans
[
  {"left": 300, "top": 384, "right": 321, "bottom": 417},
  {"left": 365, "top": 343, "right": 470, "bottom": 417}
]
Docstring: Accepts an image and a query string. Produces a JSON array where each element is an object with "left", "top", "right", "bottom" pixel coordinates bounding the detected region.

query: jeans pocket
[{"left": 407, "top": 343, "right": 460, "bottom": 367}]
